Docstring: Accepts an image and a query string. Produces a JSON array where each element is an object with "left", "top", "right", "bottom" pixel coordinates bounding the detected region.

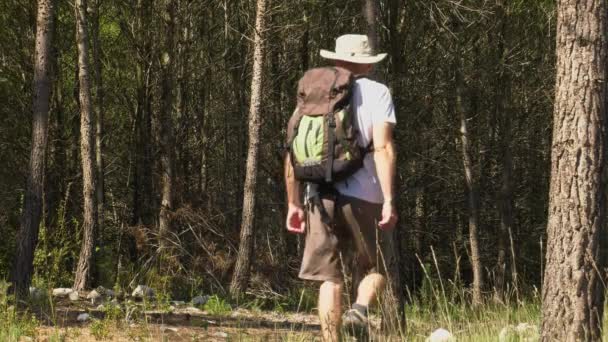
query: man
[{"left": 284, "top": 34, "right": 398, "bottom": 341}]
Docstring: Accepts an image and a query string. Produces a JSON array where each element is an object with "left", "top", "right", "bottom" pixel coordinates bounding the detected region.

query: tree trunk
[
  {"left": 455, "top": 57, "right": 483, "bottom": 306},
  {"left": 229, "top": 0, "right": 271, "bottom": 298},
  {"left": 91, "top": 0, "right": 105, "bottom": 233},
  {"left": 493, "top": 0, "right": 515, "bottom": 302},
  {"left": 541, "top": 0, "right": 607, "bottom": 340},
  {"left": 131, "top": 0, "right": 153, "bottom": 227},
  {"left": 158, "top": 0, "right": 177, "bottom": 258},
  {"left": 73, "top": 0, "right": 99, "bottom": 291},
  {"left": 11, "top": 0, "right": 55, "bottom": 295},
  {"left": 359, "top": 0, "right": 404, "bottom": 332}
]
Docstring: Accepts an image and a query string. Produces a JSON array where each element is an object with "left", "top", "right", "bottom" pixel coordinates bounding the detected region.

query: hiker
[{"left": 284, "top": 34, "right": 397, "bottom": 341}]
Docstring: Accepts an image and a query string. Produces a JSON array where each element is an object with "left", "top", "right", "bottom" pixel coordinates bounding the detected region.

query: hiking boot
[{"left": 342, "top": 308, "right": 369, "bottom": 339}]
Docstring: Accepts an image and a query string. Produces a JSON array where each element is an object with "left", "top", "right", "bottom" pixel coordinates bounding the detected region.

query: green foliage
[
  {"left": 102, "top": 302, "right": 125, "bottom": 324},
  {"left": 0, "top": 281, "right": 38, "bottom": 342},
  {"left": 32, "top": 211, "right": 80, "bottom": 288},
  {"left": 90, "top": 319, "right": 112, "bottom": 340},
  {"left": 203, "top": 295, "right": 232, "bottom": 315}
]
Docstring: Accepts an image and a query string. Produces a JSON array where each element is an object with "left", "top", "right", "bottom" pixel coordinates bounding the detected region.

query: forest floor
[
  {"left": 33, "top": 306, "right": 324, "bottom": 341},
  {"left": 3, "top": 284, "right": 545, "bottom": 341},
  {"left": 11, "top": 299, "right": 546, "bottom": 341}
]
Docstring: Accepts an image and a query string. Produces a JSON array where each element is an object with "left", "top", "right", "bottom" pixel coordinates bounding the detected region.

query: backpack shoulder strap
[{"left": 285, "top": 108, "right": 303, "bottom": 149}]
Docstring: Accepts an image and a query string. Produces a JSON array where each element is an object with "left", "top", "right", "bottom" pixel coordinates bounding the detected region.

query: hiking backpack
[{"left": 286, "top": 67, "right": 369, "bottom": 184}]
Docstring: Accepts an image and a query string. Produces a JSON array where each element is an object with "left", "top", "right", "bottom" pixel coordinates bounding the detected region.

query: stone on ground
[
  {"left": 192, "top": 295, "right": 209, "bottom": 306},
  {"left": 499, "top": 323, "right": 539, "bottom": 342},
  {"left": 29, "top": 287, "right": 44, "bottom": 300},
  {"left": 499, "top": 325, "right": 517, "bottom": 341},
  {"left": 95, "top": 285, "right": 115, "bottom": 298},
  {"left": 87, "top": 289, "right": 102, "bottom": 304},
  {"left": 212, "top": 331, "right": 228, "bottom": 338},
  {"left": 132, "top": 285, "right": 155, "bottom": 299},
  {"left": 426, "top": 328, "right": 454, "bottom": 342},
  {"left": 76, "top": 313, "right": 90, "bottom": 322},
  {"left": 516, "top": 323, "right": 539, "bottom": 341},
  {"left": 160, "top": 325, "right": 179, "bottom": 333},
  {"left": 52, "top": 288, "right": 74, "bottom": 297},
  {"left": 68, "top": 290, "right": 79, "bottom": 301}
]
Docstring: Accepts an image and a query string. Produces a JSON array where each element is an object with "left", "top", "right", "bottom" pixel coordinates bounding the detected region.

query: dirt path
[{"left": 34, "top": 307, "right": 322, "bottom": 341}]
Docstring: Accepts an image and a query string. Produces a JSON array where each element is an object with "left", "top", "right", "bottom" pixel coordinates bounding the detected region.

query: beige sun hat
[{"left": 320, "top": 34, "right": 387, "bottom": 64}]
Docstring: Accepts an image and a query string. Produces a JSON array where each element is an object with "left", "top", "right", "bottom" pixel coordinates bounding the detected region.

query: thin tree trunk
[
  {"left": 493, "top": 0, "right": 514, "bottom": 302},
  {"left": 229, "top": 0, "right": 271, "bottom": 298},
  {"left": 360, "top": 0, "right": 404, "bottom": 332},
  {"left": 455, "top": 57, "right": 483, "bottom": 306},
  {"left": 91, "top": 0, "right": 105, "bottom": 232},
  {"left": 132, "top": 0, "right": 153, "bottom": 227},
  {"left": 73, "top": 0, "right": 99, "bottom": 291},
  {"left": 158, "top": 0, "right": 177, "bottom": 258},
  {"left": 11, "top": 0, "right": 56, "bottom": 295},
  {"left": 541, "top": 0, "right": 607, "bottom": 340}
]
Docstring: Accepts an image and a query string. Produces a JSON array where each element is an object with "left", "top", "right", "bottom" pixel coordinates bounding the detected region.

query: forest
[{"left": 0, "top": 0, "right": 606, "bottom": 340}]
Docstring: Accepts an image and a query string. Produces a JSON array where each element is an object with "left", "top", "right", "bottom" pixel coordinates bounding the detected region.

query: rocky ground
[{"left": 27, "top": 285, "right": 324, "bottom": 341}]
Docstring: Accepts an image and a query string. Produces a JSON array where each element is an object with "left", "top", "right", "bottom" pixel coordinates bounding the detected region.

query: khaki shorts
[{"left": 299, "top": 193, "right": 394, "bottom": 283}]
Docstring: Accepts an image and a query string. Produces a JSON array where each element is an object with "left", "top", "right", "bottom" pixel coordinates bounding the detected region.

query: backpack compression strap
[{"left": 325, "top": 68, "right": 340, "bottom": 183}]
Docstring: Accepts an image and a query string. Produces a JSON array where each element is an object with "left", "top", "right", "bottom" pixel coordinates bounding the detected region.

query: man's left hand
[{"left": 378, "top": 202, "right": 397, "bottom": 230}]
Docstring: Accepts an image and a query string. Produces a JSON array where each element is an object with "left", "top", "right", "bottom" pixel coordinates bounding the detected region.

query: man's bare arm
[
  {"left": 285, "top": 153, "right": 305, "bottom": 233},
  {"left": 372, "top": 122, "right": 397, "bottom": 229},
  {"left": 284, "top": 153, "right": 302, "bottom": 206},
  {"left": 373, "top": 123, "right": 396, "bottom": 202}
]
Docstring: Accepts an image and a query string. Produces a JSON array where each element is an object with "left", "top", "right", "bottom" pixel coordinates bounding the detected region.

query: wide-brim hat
[{"left": 320, "top": 34, "right": 387, "bottom": 64}]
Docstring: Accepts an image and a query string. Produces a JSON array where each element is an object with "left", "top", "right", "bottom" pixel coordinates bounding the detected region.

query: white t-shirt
[{"left": 334, "top": 78, "right": 397, "bottom": 204}]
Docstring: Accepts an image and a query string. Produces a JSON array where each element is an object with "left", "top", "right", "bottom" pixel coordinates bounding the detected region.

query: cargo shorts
[{"left": 298, "top": 192, "right": 395, "bottom": 283}]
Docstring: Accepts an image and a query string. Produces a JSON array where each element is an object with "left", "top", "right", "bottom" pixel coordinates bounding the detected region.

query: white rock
[
  {"left": 516, "top": 322, "right": 536, "bottom": 333},
  {"left": 516, "top": 323, "right": 539, "bottom": 341},
  {"left": 69, "top": 290, "right": 80, "bottom": 301},
  {"left": 95, "top": 286, "right": 115, "bottom": 298},
  {"left": 182, "top": 306, "right": 203, "bottom": 315},
  {"left": 170, "top": 300, "right": 186, "bottom": 306},
  {"left": 96, "top": 304, "right": 105, "bottom": 310},
  {"left": 499, "top": 325, "right": 516, "bottom": 342},
  {"left": 87, "top": 290, "right": 102, "bottom": 304},
  {"left": 76, "top": 313, "right": 90, "bottom": 322},
  {"left": 132, "top": 285, "right": 155, "bottom": 299},
  {"left": 52, "top": 288, "right": 74, "bottom": 297},
  {"left": 212, "top": 331, "right": 228, "bottom": 338},
  {"left": 161, "top": 325, "right": 179, "bottom": 333},
  {"left": 192, "top": 295, "right": 209, "bottom": 306},
  {"left": 29, "top": 287, "right": 43, "bottom": 300},
  {"left": 425, "top": 328, "right": 454, "bottom": 342}
]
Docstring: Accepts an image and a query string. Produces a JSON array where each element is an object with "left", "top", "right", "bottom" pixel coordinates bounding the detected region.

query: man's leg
[
  {"left": 319, "top": 280, "right": 342, "bottom": 342},
  {"left": 355, "top": 272, "right": 386, "bottom": 308}
]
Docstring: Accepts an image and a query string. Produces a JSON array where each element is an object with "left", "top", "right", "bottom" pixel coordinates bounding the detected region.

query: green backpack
[{"left": 286, "top": 67, "right": 369, "bottom": 184}]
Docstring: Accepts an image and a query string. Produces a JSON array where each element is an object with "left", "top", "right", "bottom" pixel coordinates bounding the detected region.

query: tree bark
[
  {"left": 131, "top": 0, "right": 154, "bottom": 227},
  {"left": 455, "top": 56, "right": 483, "bottom": 306},
  {"left": 11, "top": 0, "right": 55, "bottom": 295},
  {"left": 91, "top": 0, "right": 105, "bottom": 233},
  {"left": 541, "top": 0, "right": 607, "bottom": 340},
  {"left": 359, "top": 0, "right": 404, "bottom": 332},
  {"left": 158, "top": 0, "right": 177, "bottom": 258},
  {"left": 493, "top": 0, "right": 515, "bottom": 302},
  {"left": 229, "top": 0, "right": 271, "bottom": 298},
  {"left": 73, "top": 0, "right": 99, "bottom": 291}
]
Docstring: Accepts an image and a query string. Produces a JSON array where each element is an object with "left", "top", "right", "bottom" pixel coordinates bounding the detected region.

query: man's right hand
[{"left": 286, "top": 203, "right": 306, "bottom": 234}]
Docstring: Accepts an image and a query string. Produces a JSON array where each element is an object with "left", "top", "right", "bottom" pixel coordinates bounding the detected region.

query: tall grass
[{"left": 0, "top": 281, "right": 39, "bottom": 341}]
